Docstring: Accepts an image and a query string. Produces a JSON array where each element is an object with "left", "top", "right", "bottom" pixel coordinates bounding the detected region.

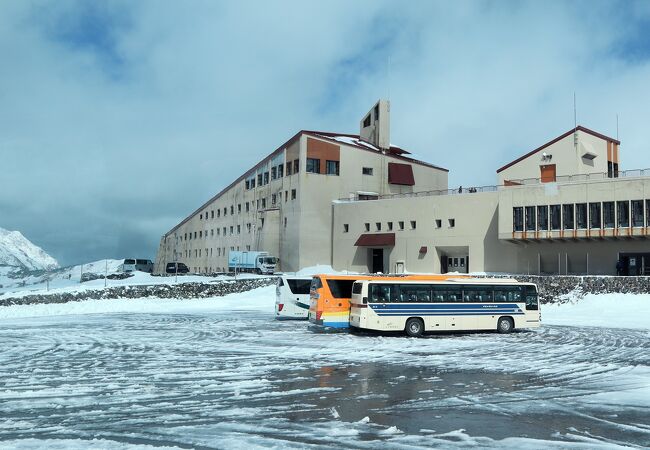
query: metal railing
[{"left": 338, "top": 168, "right": 650, "bottom": 202}]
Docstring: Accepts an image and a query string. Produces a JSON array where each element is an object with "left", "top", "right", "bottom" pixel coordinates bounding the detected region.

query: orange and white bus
[
  {"left": 349, "top": 278, "right": 540, "bottom": 337},
  {"left": 308, "top": 274, "right": 470, "bottom": 329}
]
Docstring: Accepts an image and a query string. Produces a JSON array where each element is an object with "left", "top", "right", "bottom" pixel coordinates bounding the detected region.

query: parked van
[
  {"left": 119, "top": 259, "right": 154, "bottom": 273},
  {"left": 165, "top": 262, "right": 190, "bottom": 274},
  {"left": 275, "top": 275, "right": 312, "bottom": 319}
]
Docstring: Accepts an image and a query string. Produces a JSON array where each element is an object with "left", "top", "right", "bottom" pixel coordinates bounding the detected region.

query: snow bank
[
  {"left": 543, "top": 293, "right": 650, "bottom": 330},
  {"left": 0, "top": 286, "right": 275, "bottom": 320}
]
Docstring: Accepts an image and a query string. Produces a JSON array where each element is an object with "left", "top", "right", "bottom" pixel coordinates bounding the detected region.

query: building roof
[
  {"left": 163, "top": 130, "right": 447, "bottom": 237},
  {"left": 496, "top": 125, "right": 621, "bottom": 174}
]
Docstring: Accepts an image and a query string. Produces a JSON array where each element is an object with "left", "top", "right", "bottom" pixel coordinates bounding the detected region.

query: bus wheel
[
  {"left": 497, "top": 317, "right": 514, "bottom": 334},
  {"left": 405, "top": 318, "right": 424, "bottom": 337}
]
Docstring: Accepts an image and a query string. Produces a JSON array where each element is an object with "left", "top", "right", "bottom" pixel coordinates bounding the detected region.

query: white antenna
[{"left": 573, "top": 92, "right": 578, "bottom": 151}]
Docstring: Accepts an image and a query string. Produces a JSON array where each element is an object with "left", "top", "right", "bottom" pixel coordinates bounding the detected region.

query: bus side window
[
  {"left": 370, "top": 284, "right": 381, "bottom": 302},
  {"left": 525, "top": 285, "right": 539, "bottom": 310}
]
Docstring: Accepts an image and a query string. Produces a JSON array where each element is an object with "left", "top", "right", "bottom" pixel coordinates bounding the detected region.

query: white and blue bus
[
  {"left": 349, "top": 278, "right": 540, "bottom": 337},
  {"left": 275, "top": 275, "right": 313, "bottom": 320}
]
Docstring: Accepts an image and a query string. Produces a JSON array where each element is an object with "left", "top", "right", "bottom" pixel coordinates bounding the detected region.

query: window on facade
[
  {"left": 449, "top": 218, "right": 456, "bottom": 228},
  {"left": 237, "top": 225, "right": 241, "bottom": 234},
  {"left": 525, "top": 206, "right": 536, "bottom": 231},
  {"left": 217, "top": 228, "right": 220, "bottom": 235},
  {"left": 294, "top": 159, "right": 299, "bottom": 173},
  {"left": 271, "top": 166, "right": 277, "bottom": 180},
  {"left": 362, "top": 167, "right": 373, "bottom": 175},
  {"left": 364, "top": 223, "right": 370, "bottom": 232},
  {"left": 245, "top": 180, "right": 250, "bottom": 190},
  {"left": 398, "top": 221, "right": 405, "bottom": 230},
  {"left": 272, "top": 194, "right": 277, "bottom": 205},
  {"left": 589, "top": 203, "right": 601, "bottom": 229},
  {"left": 230, "top": 205, "right": 234, "bottom": 215},
  {"left": 286, "top": 162, "right": 292, "bottom": 176},
  {"left": 387, "top": 221, "right": 393, "bottom": 231},
  {"left": 250, "top": 178, "right": 255, "bottom": 189},
  {"left": 284, "top": 217, "right": 287, "bottom": 228},
  {"left": 632, "top": 200, "right": 644, "bottom": 227},
  {"left": 247, "top": 223, "right": 251, "bottom": 233},
  {"left": 257, "top": 174, "right": 263, "bottom": 185},
  {"left": 550, "top": 205, "right": 561, "bottom": 230},
  {"left": 285, "top": 191, "right": 288, "bottom": 202},
  {"left": 537, "top": 206, "right": 548, "bottom": 231},
  {"left": 230, "top": 226, "right": 234, "bottom": 235},
  {"left": 200, "top": 214, "right": 203, "bottom": 220},
  {"left": 256, "top": 199, "right": 260, "bottom": 209},
  {"left": 278, "top": 164, "right": 284, "bottom": 178},
  {"left": 211, "top": 210, "right": 214, "bottom": 219},
  {"left": 306, "top": 158, "right": 320, "bottom": 173},
  {"left": 326, "top": 160, "right": 340, "bottom": 175},
  {"left": 264, "top": 172, "right": 269, "bottom": 184},
  {"left": 211, "top": 229, "right": 214, "bottom": 236},
  {"left": 410, "top": 220, "right": 417, "bottom": 230},
  {"left": 376, "top": 222, "right": 381, "bottom": 231},
  {"left": 246, "top": 202, "right": 250, "bottom": 212},
  {"left": 343, "top": 224, "right": 349, "bottom": 233},
  {"left": 603, "top": 202, "right": 615, "bottom": 228},
  {"left": 562, "top": 204, "right": 574, "bottom": 229},
  {"left": 223, "top": 207, "right": 227, "bottom": 216},
  {"left": 617, "top": 201, "right": 630, "bottom": 227},
  {"left": 262, "top": 198, "right": 266, "bottom": 208},
  {"left": 222, "top": 227, "right": 226, "bottom": 235},
  {"left": 513, "top": 207, "right": 524, "bottom": 232},
  {"left": 217, "top": 209, "right": 221, "bottom": 218},
  {"left": 576, "top": 203, "right": 587, "bottom": 229},
  {"left": 194, "top": 231, "right": 197, "bottom": 239},
  {"left": 237, "top": 204, "right": 241, "bottom": 213},
  {"left": 435, "top": 219, "right": 442, "bottom": 228},
  {"left": 291, "top": 189, "right": 296, "bottom": 200}
]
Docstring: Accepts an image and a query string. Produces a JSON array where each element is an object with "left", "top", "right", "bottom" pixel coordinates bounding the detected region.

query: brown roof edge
[
  {"left": 305, "top": 132, "right": 449, "bottom": 173},
  {"left": 496, "top": 125, "right": 621, "bottom": 174}
]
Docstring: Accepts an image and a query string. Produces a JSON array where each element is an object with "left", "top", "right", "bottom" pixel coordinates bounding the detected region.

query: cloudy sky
[{"left": 2, "top": 0, "right": 650, "bottom": 266}]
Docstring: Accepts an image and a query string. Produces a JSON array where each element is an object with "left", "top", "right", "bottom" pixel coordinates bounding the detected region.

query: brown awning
[
  {"left": 388, "top": 162, "right": 415, "bottom": 186},
  {"left": 354, "top": 233, "right": 396, "bottom": 247}
]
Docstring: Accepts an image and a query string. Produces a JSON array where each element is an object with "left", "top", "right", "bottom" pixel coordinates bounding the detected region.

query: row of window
[
  {"left": 306, "top": 158, "right": 340, "bottom": 175},
  {"left": 368, "top": 283, "right": 538, "bottom": 309},
  {"left": 245, "top": 159, "right": 300, "bottom": 190},
  {"left": 513, "top": 199, "right": 650, "bottom": 232},
  {"left": 196, "top": 189, "right": 298, "bottom": 225},
  {"left": 343, "top": 218, "right": 457, "bottom": 233},
  {"left": 183, "top": 215, "right": 291, "bottom": 242},
  {"left": 179, "top": 244, "right": 252, "bottom": 259}
]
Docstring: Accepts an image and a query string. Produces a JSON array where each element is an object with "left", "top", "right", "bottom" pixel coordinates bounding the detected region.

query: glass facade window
[
  {"left": 537, "top": 206, "right": 548, "bottom": 231},
  {"left": 617, "top": 201, "right": 629, "bottom": 227},
  {"left": 326, "top": 160, "right": 340, "bottom": 175},
  {"left": 550, "top": 204, "right": 561, "bottom": 230},
  {"left": 306, "top": 158, "right": 320, "bottom": 173},
  {"left": 632, "top": 200, "right": 644, "bottom": 227},
  {"left": 562, "top": 204, "right": 574, "bottom": 230},
  {"left": 603, "top": 202, "right": 615, "bottom": 228},
  {"left": 589, "top": 203, "right": 601, "bottom": 229},
  {"left": 278, "top": 164, "right": 284, "bottom": 178},
  {"left": 576, "top": 203, "right": 587, "bottom": 229},
  {"left": 513, "top": 207, "right": 523, "bottom": 232},
  {"left": 525, "top": 206, "right": 535, "bottom": 231}
]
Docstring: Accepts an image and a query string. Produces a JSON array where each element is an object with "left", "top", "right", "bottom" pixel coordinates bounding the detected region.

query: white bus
[
  {"left": 275, "top": 275, "right": 313, "bottom": 320},
  {"left": 349, "top": 278, "right": 540, "bottom": 337}
]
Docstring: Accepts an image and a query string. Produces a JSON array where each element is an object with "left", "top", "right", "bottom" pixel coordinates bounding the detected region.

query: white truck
[{"left": 228, "top": 251, "right": 278, "bottom": 274}]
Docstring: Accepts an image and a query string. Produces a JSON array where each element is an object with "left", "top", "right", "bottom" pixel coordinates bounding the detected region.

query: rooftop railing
[{"left": 338, "top": 168, "right": 650, "bottom": 202}]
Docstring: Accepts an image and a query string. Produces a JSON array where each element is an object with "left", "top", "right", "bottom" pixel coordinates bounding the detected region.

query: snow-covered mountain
[{"left": 0, "top": 227, "right": 59, "bottom": 271}]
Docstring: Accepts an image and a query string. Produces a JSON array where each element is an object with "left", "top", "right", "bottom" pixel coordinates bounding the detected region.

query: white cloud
[{"left": 1, "top": 0, "right": 649, "bottom": 264}]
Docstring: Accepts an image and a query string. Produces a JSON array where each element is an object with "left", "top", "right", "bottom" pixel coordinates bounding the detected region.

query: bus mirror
[{"left": 362, "top": 296, "right": 368, "bottom": 304}]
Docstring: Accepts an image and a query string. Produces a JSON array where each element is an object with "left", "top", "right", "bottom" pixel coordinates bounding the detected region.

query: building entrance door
[{"left": 371, "top": 248, "right": 384, "bottom": 273}]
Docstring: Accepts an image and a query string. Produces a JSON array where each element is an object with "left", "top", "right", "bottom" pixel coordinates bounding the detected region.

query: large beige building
[
  {"left": 156, "top": 102, "right": 650, "bottom": 276},
  {"left": 333, "top": 126, "right": 650, "bottom": 276},
  {"left": 154, "top": 100, "right": 448, "bottom": 273}
]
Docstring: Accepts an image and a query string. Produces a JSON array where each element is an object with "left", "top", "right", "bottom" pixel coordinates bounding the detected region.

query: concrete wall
[
  {"left": 332, "top": 191, "right": 519, "bottom": 274},
  {"left": 497, "top": 129, "right": 615, "bottom": 184}
]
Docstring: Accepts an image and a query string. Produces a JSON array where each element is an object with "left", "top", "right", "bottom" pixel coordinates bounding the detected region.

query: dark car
[{"left": 166, "top": 262, "right": 189, "bottom": 274}]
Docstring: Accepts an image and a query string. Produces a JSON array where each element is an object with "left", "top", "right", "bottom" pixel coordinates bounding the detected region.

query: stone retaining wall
[{"left": 0, "top": 278, "right": 276, "bottom": 307}]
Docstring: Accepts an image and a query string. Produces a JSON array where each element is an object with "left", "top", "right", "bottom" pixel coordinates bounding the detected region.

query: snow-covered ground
[
  {"left": 0, "top": 259, "right": 267, "bottom": 299},
  {"left": 0, "top": 288, "right": 648, "bottom": 449}
]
